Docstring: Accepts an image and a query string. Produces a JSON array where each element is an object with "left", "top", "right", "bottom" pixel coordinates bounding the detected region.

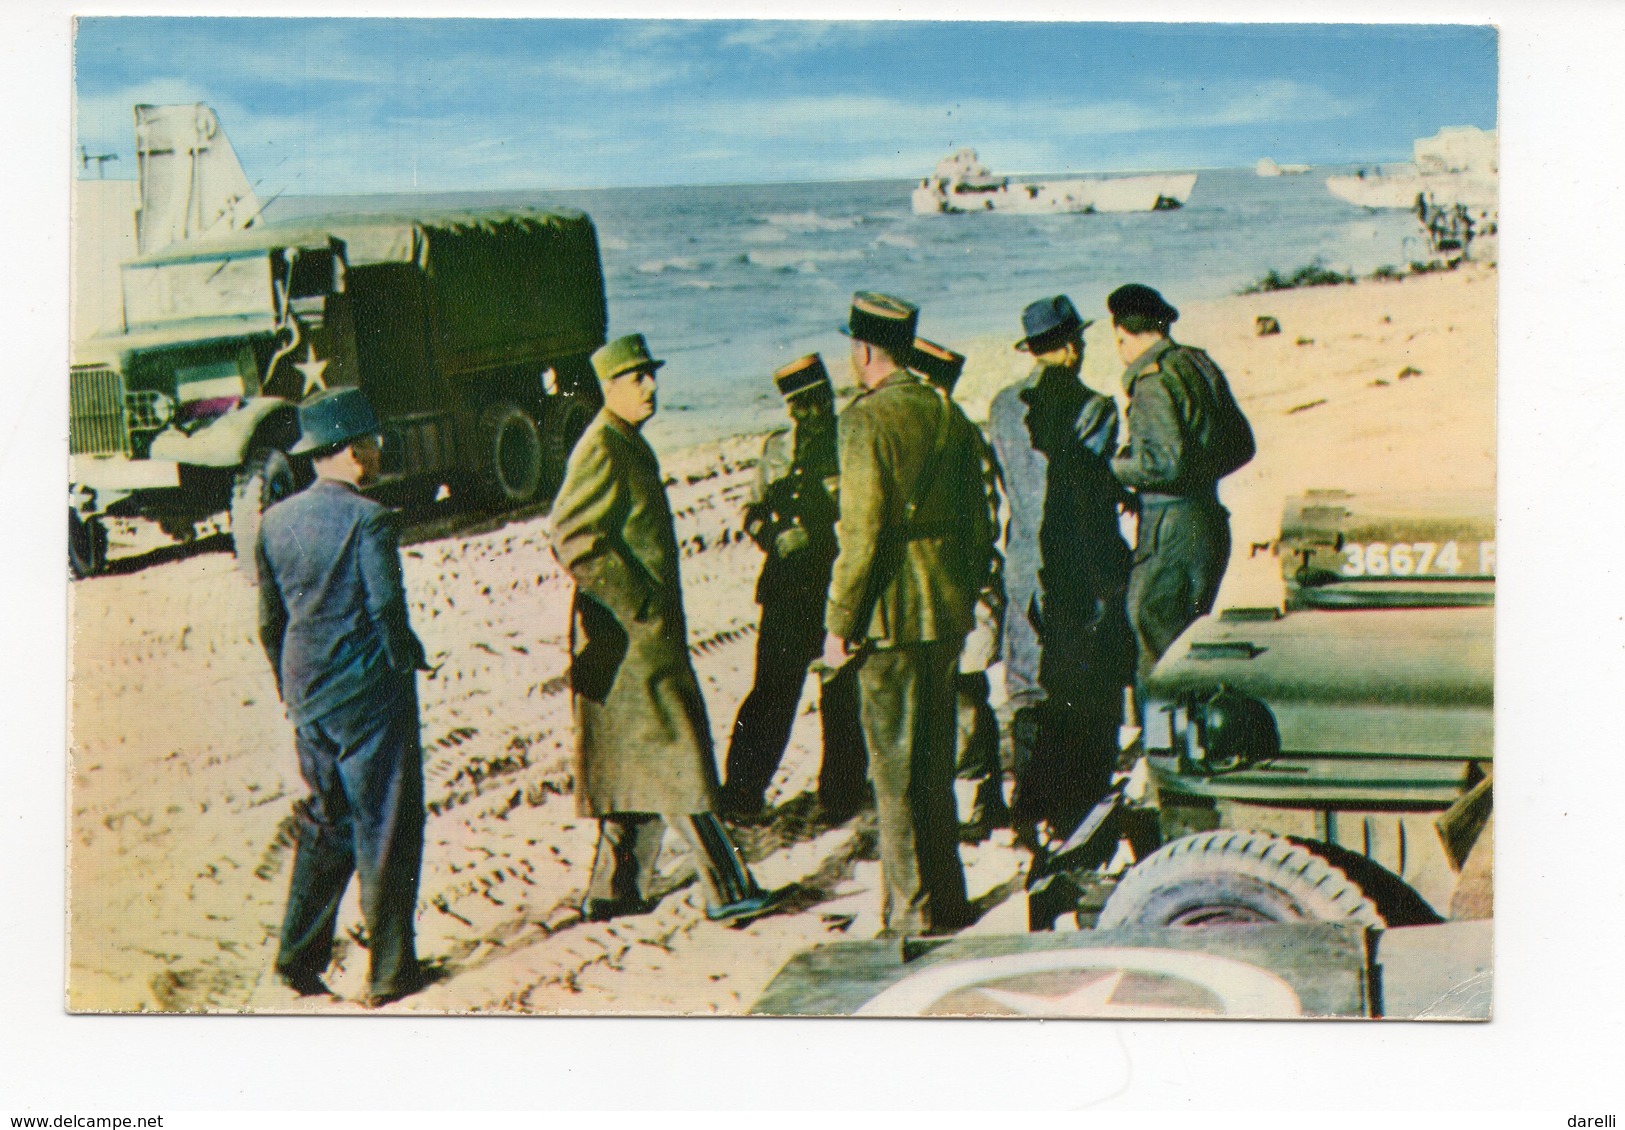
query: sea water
[{"left": 274, "top": 166, "right": 1424, "bottom": 452}]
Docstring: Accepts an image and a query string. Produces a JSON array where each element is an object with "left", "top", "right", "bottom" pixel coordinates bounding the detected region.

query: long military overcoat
[{"left": 549, "top": 410, "right": 720, "bottom": 817}]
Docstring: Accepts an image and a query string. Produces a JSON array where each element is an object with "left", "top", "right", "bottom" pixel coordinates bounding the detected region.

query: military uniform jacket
[
  {"left": 743, "top": 425, "right": 840, "bottom": 605},
  {"left": 1112, "top": 338, "right": 1255, "bottom": 501},
  {"left": 257, "top": 479, "right": 427, "bottom": 727},
  {"left": 549, "top": 409, "right": 719, "bottom": 817},
  {"left": 825, "top": 369, "right": 995, "bottom": 647}
]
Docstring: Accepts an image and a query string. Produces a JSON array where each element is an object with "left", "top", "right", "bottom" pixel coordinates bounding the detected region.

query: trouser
[
  {"left": 277, "top": 681, "right": 424, "bottom": 997},
  {"left": 857, "top": 641, "right": 970, "bottom": 935},
  {"left": 585, "top": 812, "right": 760, "bottom": 912},
  {"left": 1127, "top": 498, "right": 1231, "bottom": 686},
  {"left": 1001, "top": 582, "right": 1043, "bottom": 711},
  {"left": 1010, "top": 685, "right": 1122, "bottom": 840},
  {"left": 724, "top": 596, "right": 867, "bottom": 814},
  {"left": 955, "top": 672, "right": 1005, "bottom": 801}
]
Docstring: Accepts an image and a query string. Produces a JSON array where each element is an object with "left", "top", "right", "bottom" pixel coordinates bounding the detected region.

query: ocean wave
[
  {"left": 599, "top": 235, "right": 630, "bottom": 252},
  {"left": 740, "top": 226, "right": 791, "bottom": 244},
  {"left": 873, "top": 233, "right": 917, "bottom": 249},
  {"left": 634, "top": 256, "right": 707, "bottom": 275},
  {"left": 762, "top": 211, "right": 861, "bottom": 233},
  {"left": 744, "top": 247, "right": 866, "bottom": 271}
]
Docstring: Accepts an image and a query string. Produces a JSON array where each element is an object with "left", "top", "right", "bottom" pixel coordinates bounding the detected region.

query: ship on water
[
  {"left": 1324, "top": 125, "right": 1498, "bottom": 211},
  {"left": 911, "top": 148, "right": 1197, "bottom": 216}
]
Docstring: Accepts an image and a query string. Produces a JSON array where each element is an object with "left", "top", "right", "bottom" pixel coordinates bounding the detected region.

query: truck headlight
[{"left": 1182, "top": 686, "right": 1280, "bottom": 775}]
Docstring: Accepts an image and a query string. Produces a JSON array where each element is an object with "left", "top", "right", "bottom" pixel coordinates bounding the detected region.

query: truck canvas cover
[{"left": 109, "top": 206, "right": 608, "bottom": 373}]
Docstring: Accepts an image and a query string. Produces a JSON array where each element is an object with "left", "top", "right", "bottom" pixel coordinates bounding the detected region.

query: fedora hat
[
  {"left": 1015, "top": 295, "right": 1091, "bottom": 352},
  {"left": 911, "top": 337, "right": 966, "bottom": 392},
  {"left": 289, "top": 387, "right": 381, "bottom": 455},
  {"left": 839, "top": 291, "right": 919, "bottom": 354},
  {"left": 591, "top": 333, "right": 666, "bottom": 384}
]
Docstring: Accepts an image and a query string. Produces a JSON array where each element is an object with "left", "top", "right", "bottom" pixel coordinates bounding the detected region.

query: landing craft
[
  {"left": 911, "top": 148, "right": 1197, "bottom": 215},
  {"left": 69, "top": 104, "right": 609, "bottom": 578}
]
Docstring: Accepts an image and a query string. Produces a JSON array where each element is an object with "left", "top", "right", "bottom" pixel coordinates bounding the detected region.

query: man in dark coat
[
  {"left": 257, "top": 387, "right": 429, "bottom": 1005},
  {"left": 821, "top": 292, "right": 995, "bottom": 936},
  {"left": 550, "top": 333, "right": 781, "bottom": 925},
  {"left": 722, "top": 354, "right": 866, "bottom": 825},
  {"left": 1108, "top": 284, "right": 1255, "bottom": 684},
  {"left": 997, "top": 297, "right": 1134, "bottom": 844}
]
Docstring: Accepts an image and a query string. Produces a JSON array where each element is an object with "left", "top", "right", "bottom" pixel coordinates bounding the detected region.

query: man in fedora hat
[
  {"left": 912, "top": 338, "right": 1009, "bottom": 844},
  {"left": 722, "top": 354, "right": 867, "bottom": 826},
  {"left": 820, "top": 293, "right": 994, "bottom": 936},
  {"left": 256, "top": 387, "right": 431, "bottom": 1005},
  {"left": 988, "top": 296, "right": 1134, "bottom": 847},
  {"left": 550, "top": 333, "right": 780, "bottom": 925},
  {"left": 1106, "top": 284, "right": 1255, "bottom": 684}
]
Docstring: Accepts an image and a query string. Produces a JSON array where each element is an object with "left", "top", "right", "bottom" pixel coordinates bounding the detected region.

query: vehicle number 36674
[{"left": 1339, "top": 540, "right": 1496, "bottom": 577}]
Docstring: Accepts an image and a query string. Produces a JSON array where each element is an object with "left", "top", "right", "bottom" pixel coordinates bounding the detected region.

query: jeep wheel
[
  {"left": 476, "top": 401, "right": 543, "bottom": 507},
  {"left": 69, "top": 510, "right": 108, "bottom": 579},
  {"left": 1097, "top": 830, "right": 1384, "bottom": 929},
  {"left": 231, "top": 448, "right": 296, "bottom": 578}
]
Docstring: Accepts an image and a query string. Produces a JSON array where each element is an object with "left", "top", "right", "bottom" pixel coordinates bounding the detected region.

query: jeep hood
[{"left": 1146, "top": 606, "right": 1493, "bottom": 761}]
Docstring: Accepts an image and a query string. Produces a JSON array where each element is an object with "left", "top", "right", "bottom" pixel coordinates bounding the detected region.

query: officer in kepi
[
  {"left": 722, "top": 354, "right": 867, "bottom": 826},
  {"left": 821, "top": 292, "right": 995, "bottom": 936},
  {"left": 1107, "top": 284, "right": 1256, "bottom": 687},
  {"left": 911, "top": 337, "right": 1010, "bottom": 844},
  {"left": 256, "top": 387, "right": 431, "bottom": 1006},
  {"left": 549, "top": 333, "right": 783, "bottom": 926}
]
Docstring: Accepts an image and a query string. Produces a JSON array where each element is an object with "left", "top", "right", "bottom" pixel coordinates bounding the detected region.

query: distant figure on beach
[
  {"left": 989, "top": 296, "right": 1133, "bottom": 848},
  {"left": 821, "top": 292, "right": 995, "bottom": 936},
  {"left": 549, "top": 333, "right": 782, "bottom": 926},
  {"left": 721, "top": 354, "right": 867, "bottom": 826},
  {"left": 256, "top": 388, "right": 430, "bottom": 1006},
  {"left": 1108, "top": 284, "right": 1256, "bottom": 687},
  {"left": 911, "top": 336, "right": 1009, "bottom": 844}
]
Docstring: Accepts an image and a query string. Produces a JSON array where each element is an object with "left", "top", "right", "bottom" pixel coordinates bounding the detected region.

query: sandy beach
[{"left": 66, "top": 263, "right": 1496, "bottom": 1014}]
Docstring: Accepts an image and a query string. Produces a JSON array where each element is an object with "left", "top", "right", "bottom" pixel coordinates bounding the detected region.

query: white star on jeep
[
  {"left": 295, "top": 343, "right": 328, "bottom": 397},
  {"left": 978, "top": 971, "right": 1220, "bottom": 1019}
]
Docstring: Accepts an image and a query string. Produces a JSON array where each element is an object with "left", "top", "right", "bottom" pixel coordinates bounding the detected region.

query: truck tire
[
  {"left": 1097, "top": 830, "right": 1385, "bottom": 929},
  {"left": 475, "top": 401, "right": 543, "bottom": 506},
  {"left": 69, "top": 510, "right": 108, "bottom": 579},
  {"left": 538, "top": 396, "right": 596, "bottom": 502},
  {"left": 231, "top": 448, "right": 296, "bottom": 578}
]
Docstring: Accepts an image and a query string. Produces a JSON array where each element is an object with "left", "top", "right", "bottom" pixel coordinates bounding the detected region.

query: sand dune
[{"left": 66, "top": 263, "right": 1495, "bottom": 1014}]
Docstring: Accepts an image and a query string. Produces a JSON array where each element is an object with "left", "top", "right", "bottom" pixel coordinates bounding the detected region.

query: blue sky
[{"left": 74, "top": 19, "right": 1497, "bottom": 193}]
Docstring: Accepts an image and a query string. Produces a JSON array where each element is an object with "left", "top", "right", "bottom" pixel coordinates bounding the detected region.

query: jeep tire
[
  {"left": 1097, "top": 829, "right": 1385, "bottom": 929},
  {"left": 231, "top": 447, "right": 296, "bottom": 579},
  {"left": 69, "top": 510, "right": 109, "bottom": 579},
  {"left": 475, "top": 401, "right": 543, "bottom": 507}
]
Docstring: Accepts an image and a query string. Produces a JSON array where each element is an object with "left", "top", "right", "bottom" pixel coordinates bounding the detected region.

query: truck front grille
[{"left": 69, "top": 367, "right": 128, "bottom": 456}]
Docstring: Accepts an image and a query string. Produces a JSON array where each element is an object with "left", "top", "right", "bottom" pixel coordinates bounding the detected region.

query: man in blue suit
[{"left": 257, "top": 388, "right": 430, "bottom": 1006}]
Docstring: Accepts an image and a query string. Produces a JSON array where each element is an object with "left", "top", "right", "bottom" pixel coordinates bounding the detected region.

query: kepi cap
[
  {"left": 289, "top": 387, "right": 381, "bottom": 455},
  {"left": 774, "top": 354, "right": 833, "bottom": 401},
  {"left": 591, "top": 333, "right": 666, "bottom": 385},
  {"left": 1107, "top": 283, "right": 1179, "bottom": 326},
  {"left": 1015, "top": 295, "right": 1090, "bottom": 352},
  {"left": 912, "top": 337, "right": 966, "bottom": 392},
  {"left": 840, "top": 291, "right": 919, "bottom": 354}
]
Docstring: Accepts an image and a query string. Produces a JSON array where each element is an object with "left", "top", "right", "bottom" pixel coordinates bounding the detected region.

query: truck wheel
[
  {"left": 1097, "top": 830, "right": 1384, "bottom": 929},
  {"left": 69, "top": 510, "right": 108, "bottom": 579},
  {"left": 538, "top": 397, "right": 595, "bottom": 502},
  {"left": 476, "top": 401, "right": 543, "bottom": 506},
  {"left": 231, "top": 448, "right": 296, "bottom": 576}
]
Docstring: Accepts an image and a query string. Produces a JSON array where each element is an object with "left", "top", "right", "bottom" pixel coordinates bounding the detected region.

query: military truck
[
  {"left": 1032, "top": 490, "right": 1495, "bottom": 930},
  {"left": 69, "top": 206, "right": 608, "bottom": 577}
]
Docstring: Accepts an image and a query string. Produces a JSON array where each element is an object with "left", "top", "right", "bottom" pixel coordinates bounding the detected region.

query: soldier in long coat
[
  {"left": 821, "top": 293, "right": 995, "bottom": 937},
  {"left": 550, "top": 333, "right": 780, "bottom": 925}
]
